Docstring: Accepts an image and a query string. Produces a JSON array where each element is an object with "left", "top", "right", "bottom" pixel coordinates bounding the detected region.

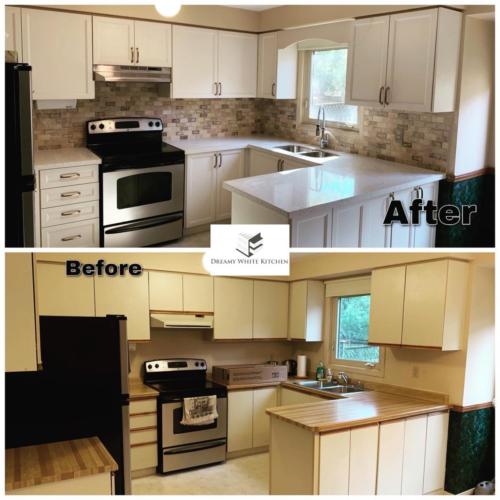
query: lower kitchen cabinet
[
  {"left": 377, "top": 420, "right": 406, "bottom": 494},
  {"left": 248, "top": 149, "right": 311, "bottom": 177},
  {"left": 348, "top": 425, "right": 378, "bottom": 494},
  {"left": 318, "top": 429, "right": 350, "bottom": 494},
  {"left": 130, "top": 397, "right": 158, "bottom": 474},
  {"left": 401, "top": 415, "right": 427, "bottom": 494},
  {"left": 423, "top": 412, "right": 449, "bottom": 494},
  {"left": 252, "top": 387, "right": 279, "bottom": 447}
]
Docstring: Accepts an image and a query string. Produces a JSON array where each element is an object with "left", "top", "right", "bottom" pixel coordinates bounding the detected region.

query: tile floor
[
  {"left": 162, "top": 231, "right": 210, "bottom": 248},
  {"left": 132, "top": 453, "right": 269, "bottom": 495}
]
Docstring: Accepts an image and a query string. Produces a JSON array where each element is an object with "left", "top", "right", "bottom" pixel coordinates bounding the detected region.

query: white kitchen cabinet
[
  {"left": 213, "top": 278, "right": 253, "bottom": 340},
  {"left": 369, "top": 265, "right": 406, "bottom": 345},
  {"left": 215, "top": 150, "right": 246, "bottom": 221},
  {"left": 332, "top": 203, "right": 361, "bottom": 247},
  {"left": 390, "top": 187, "right": 414, "bottom": 248},
  {"left": 93, "top": 16, "right": 171, "bottom": 67},
  {"left": 6, "top": 253, "right": 38, "bottom": 372},
  {"left": 377, "top": 420, "right": 405, "bottom": 494},
  {"left": 360, "top": 194, "right": 391, "bottom": 247},
  {"left": 412, "top": 182, "right": 438, "bottom": 247},
  {"left": 347, "top": 8, "right": 462, "bottom": 112},
  {"left": 227, "top": 390, "right": 253, "bottom": 452},
  {"left": 401, "top": 415, "right": 427, "bottom": 495},
  {"left": 280, "top": 387, "right": 325, "bottom": 406},
  {"left": 248, "top": 149, "right": 281, "bottom": 177},
  {"left": 6, "top": 6, "right": 22, "bottom": 60},
  {"left": 183, "top": 275, "right": 214, "bottom": 313},
  {"left": 95, "top": 273, "right": 150, "bottom": 341},
  {"left": 149, "top": 271, "right": 183, "bottom": 311},
  {"left": 288, "top": 281, "right": 324, "bottom": 341},
  {"left": 257, "top": 32, "right": 297, "bottom": 99},
  {"left": 36, "top": 261, "right": 95, "bottom": 317},
  {"left": 348, "top": 424, "right": 378, "bottom": 495},
  {"left": 253, "top": 281, "right": 288, "bottom": 339},
  {"left": 423, "top": 412, "right": 449, "bottom": 494},
  {"left": 22, "top": 9, "right": 94, "bottom": 100},
  {"left": 291, "top": 206, "right": 333, "bottom": 248},
  {"left": 319, "top": 430, "right": 350, "bottom": 494},
  {"left": 252, "top": 387, "right": 279, "bottom": 448},
  {"left": 282, "top": 157, "right": 311, "bottom": 171}
]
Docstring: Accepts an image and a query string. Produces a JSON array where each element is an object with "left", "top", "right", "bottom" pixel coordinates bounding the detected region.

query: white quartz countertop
[{"left": 34, "top": 147, "right": 101, "bottom": 171}]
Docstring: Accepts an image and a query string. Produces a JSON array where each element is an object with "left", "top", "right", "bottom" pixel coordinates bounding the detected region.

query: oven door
[
  {"left": 102, "top": 164, "right": 184, "bottom": 226},
  {"left": 162, "top": 397, "right": 227, "bottom": 448}
]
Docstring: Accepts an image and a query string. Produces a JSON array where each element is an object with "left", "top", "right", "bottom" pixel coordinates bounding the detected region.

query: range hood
[
  {"left": 93, "top": 64, "right": 172, "bottom": 83},
  {"left": 150, "top": 313, "right": 214, "bottom": 329}
]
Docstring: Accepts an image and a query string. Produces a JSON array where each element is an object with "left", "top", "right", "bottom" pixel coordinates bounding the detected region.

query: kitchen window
[{"left": 300, "top": 47, "right": 359, "bottom": 130}]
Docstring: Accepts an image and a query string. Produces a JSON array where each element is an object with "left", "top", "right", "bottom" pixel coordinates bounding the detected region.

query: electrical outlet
[{"left": 412, "top": 365, "right": 420, "bottom": 378}]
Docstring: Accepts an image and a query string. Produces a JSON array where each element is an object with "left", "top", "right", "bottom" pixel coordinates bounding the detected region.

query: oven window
[
  {"left": 117, "top": 172, "right": 172, "bottom": 209},
  {"left": 173, "top": 407, "right": 217, "bottom": 433}
]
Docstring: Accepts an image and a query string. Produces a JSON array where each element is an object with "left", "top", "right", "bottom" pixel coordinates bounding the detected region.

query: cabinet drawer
[
  {"left": 41, "top": 218, "right": 99, "bottom": 247},
  {"left": 131, "top": 443, "right": 157, "bottom": 471},
  {"left": 131, "top": 413, "right": 157, "bottom": 429},
  {"left": 39, "top": 164, "right": 99, "bottom": 189},
  {"left": 41, "top": 201, "right": 99, "bottom": 228},
  {"left": 130, "top": 399, "right": 157, "bottom": 415},
  {"left": 130, "top": 428, "right": 158, "bottom": 445},
  {"left": 40, "top": 182, "right": 99, "bottom": 208}
]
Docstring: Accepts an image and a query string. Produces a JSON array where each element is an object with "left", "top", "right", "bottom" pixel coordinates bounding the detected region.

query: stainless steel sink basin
[
  {"left": 276, "top": 144, "right": 314, "bottom": 153},
  {"left": 292, "top": 380, "right": 367, "bottom": 394},
  {"left": 293, "top": 380, "right": 338, "bottom": 389},
  {"left": 299, "top": 150, "right": 338, "bottom": 158},
  {"left": 321, "top": 385, "right": 365, "bottom": 394}
]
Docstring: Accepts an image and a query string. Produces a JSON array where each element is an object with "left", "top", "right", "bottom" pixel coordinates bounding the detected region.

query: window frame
[{"left": 297, "top": 48, "right": 362, "bottom": 132}]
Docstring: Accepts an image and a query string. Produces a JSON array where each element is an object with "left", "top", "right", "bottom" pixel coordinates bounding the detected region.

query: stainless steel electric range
[
  {"left": 86, "top": 117, "right": 185, "bottom": 247},
  {"left": 143, "top": 358, "right": 228, "bottom": 474}
]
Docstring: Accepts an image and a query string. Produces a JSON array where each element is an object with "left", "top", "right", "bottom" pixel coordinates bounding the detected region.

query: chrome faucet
[
  {"left": 337, "top": 371, "right": 349, "bottom": 385},
  {"left": 315, "top": 106, "right": 332, "bottom": 149}
]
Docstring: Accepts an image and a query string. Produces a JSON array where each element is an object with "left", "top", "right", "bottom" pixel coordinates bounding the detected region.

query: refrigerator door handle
[{"left": 18, "top": 66, "right": 34, "bottom": 178}]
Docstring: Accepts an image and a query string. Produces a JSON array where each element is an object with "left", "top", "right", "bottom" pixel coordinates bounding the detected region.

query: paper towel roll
[{"left": 297, "top": 355, "right": 307, "bottom": 378}]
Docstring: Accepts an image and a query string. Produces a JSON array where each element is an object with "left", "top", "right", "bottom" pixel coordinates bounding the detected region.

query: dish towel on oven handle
[{"left": 180, "top": 395, "right": 218, "bottom": 426}]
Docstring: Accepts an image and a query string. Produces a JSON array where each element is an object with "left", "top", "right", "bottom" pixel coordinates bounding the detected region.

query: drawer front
[
  {"left": 41, "top": 219, "right": 99, "bottom": 247},
  {"left": 131, "top": 413, "right": 157, "bottom": 429},
  {"left": 41, "top": 201, "right": 99, "bottom": 228},
  {"left": 39, "top": 164, "right": 99, "bottom": 189},
  {"left": 130, "top": 399, "right": 157, "bottom": 415},
  {"left": 130, "top": 428, "right": 158, "bottom": 445},
  {"left": 131, "top": 443, "right": 157, "bottom": 471},
  {"left": 40, "top": 182, "right": 99, "bottom": 208}
]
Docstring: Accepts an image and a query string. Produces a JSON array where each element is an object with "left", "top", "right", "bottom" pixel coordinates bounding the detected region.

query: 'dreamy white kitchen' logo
[{"left": 203, "top": 225, "right": 289, "bottom": 276}]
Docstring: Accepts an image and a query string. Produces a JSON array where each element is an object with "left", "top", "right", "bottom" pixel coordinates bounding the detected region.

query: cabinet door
[
  {"left": 332, "top": 203, "right": 361, "bottom": 247},
  {"left": 248, "top": 149, "right": 280, "bottom": 177},
  {"left": 149, "top": 271, "right": 183, "bottom": 311},
  {"left": 36, "top": 261, "right": 95, "bottom": 316},
  {"left": 369, "top": 265, "right": 405, "bottom": 345},
  {"left": 252, "top": 387, "right": 278, "bottom": 447},
  {"left": 412, "top": 182, "right": 438, "bottom": 248},
  {"left": 6, "top": 6, "right": 22, "bottom": 60},
  {"left": 280, "top": 388, "right": 323, "bottom": 406},
  {"left": 360, "top": 194, "right": 391, "bottom": 247},
  {"left": 402, "top": 260, "right": 448, "bottom": 347},
  {"left": 291, "top": 206, "right": 333, "bottom": 248},
  {"left": 288, "top": 281, "right": 307, "bottom": 340},
  {"left": 348, "top": 424, "right": 378, "bottom": 495},
  {"left": 385, "top": 9, "right": 438, "bottom": 112},
  {"left": 93, "top": 16, "right": 135, "bottom": 65},
  {"left": 95, "top": 274, "right": 150, "bottom": 341},
  {"left": 253, "top": 281, "right": 288, "bottom": 339},
  {"left": 275, "top": 44, "right": 298, "bottom": 99},
  {"left": 184, "top": 153, "right": 217, "bottom": 228},
  {"left": 390, "top": 187, "right": 413, "bottom": 248},
  {"left": 282, "top": 158, "right": 310, "bottom": 171},
  {"left": 257, "top": 32, "right": 277, "bottom": 98},
  {"left": 213, "top": 278, "right": 253, "bottom": 339},
  {"left": 215, "top": 150, "right": 245, "bottom": 221},
  {"left": 319, "top": 430, "right": 350, "bottom": 494},
  {"left": 288, "top": 281, "right": 323, "bottom": 342},
  {"left": 228, "top": 390, "right": 253, "bottom": 452},
  {"left": 346, "top": 16, "right": 390, "bottom": 106},
  {"left": 134, "top": 21, "right": 171, "bottom": 67},
  {"left": 218, "top": 31, "right": 257, "bottom": 97},
  {"left": 22, "top": 9, "right": 94, "bottom": 99},
  {"left": 402, "top": 415, "right": 427, "bottom": 495},
  {"left": 377, "top": 420, "right": 405, "bottom": 494},
  {"left": 172, "top": 26, "right": 218, "bottom": 98},
  {"left": 6, "top": 254, "right": 38, "bottom": 372},
  {"left": 183, "top": 275, "right": 214, "bottom": 312},
  {"left": 423, "top": 412, "right": 449, "bottom": 494}
]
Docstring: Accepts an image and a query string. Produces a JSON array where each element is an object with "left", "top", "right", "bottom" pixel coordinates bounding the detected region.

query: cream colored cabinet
[
  {"left": 280, "top": 387, "right": 325, "bottom": 406},
  {"left": 93, "top": 16, "right": 171, "bottom": 67},
  {"left": 36, "top": 261, "right": 95, "bottom": 316},
  {"left": 349, "top": 425, "right": 378, "bottom": 494},
  {"left": 319, "top": 430, "right": 350, "bottom": 494},
  {"left": 22, "top": 9, "right": 94, "bottom": 100},
  {"left": 95, "top": 273, "right": 150, "bottom": 341},
  {"left": 227, "top": 390, "right": 253, "bottom": 452},
  {"left": 253, "top": 281, "right": 288, "bottom": 339},
  {"left": 214, "top": 278, "right": 253, "bottom": 339},
  {"left": 252, "top": 387, "right": 279, "bottom": 448},
  {"left": 257, "top": 32, "right": 297, "bottom": 99},
  {"left": 423, "top": 412, "right": 449, "bottom": 494},
  {"left": 347, "top": 8, "right": 462, "bottom": 112},
  {"left": 288, "top": 280, "right": 324, "bottom": 341},
  {"left": 130, "top": 397, "right": 158, "bottom": 473},
  {"left": 402, "top": 415, "right": 427, "bottom": 495},
  {"left": 6, "top": 6, "right": 22, "bottom": 60},
  {"left": 185, "top": 150, "right": 244, "bottom": 228},
  {"left": 6, "top": 254, "right": 38, "bottom": 372},
  {"left": 149, "top": 271, "right": 183, "bottom": 311},
  {"left": 183, "top": 275, "right": 214, "bottom": 312},
  {"left": 377, "top": 420, "right": 405, "bottom": 494}
]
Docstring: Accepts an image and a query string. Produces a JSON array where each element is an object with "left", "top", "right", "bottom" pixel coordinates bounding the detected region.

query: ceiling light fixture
[{"left": 155, "top": 1, "right": 182, "bottom": 18}]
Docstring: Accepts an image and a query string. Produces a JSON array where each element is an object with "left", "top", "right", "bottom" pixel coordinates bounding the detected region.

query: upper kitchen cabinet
[
  {"left": 5, "top": 6, "right": 22, "bottom": 61},
  {"left": 183, "top": 275, "right": 214, "bottom": 313},
  {"left": 6, "top": 254, "right": 38, "bottom": 372},
  {"left": 288, "top": 280, "right": 324, "bottom": 341},
  {"left": 93, "top": 16, "right": 172, "bottom": 67},
  {"left": 172, "top": 26, "right": 257, "bottom": 98},
  {"left": 347, "top": 7, "right": 462, "bottom": 112},
  {"left": 257, "top": 32, "right": 297, "bottom": 99},
  {"left": 21, "top": 8, "right": 94, "bottom": 100},
  {"left": 253, "top": 281, "right": 289, "bottom": 339},
  {"left": 95, "top": 273, "right": 150, "bottom": 341}
]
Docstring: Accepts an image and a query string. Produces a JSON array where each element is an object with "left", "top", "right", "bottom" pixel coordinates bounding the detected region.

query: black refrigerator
[
  {"left": 5, "top": 62, "right": 35, "bottom": 247},
  {"left": 5, "top": 316, "right": 132, "bottom": 494}
]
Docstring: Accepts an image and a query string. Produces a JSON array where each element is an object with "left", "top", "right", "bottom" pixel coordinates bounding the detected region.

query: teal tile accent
[{"left": 445, "top": 407, "right": 495, "bottom": 494}]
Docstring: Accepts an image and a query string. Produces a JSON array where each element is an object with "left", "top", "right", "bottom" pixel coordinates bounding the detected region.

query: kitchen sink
[
  {"left": 292, "top": 380, "right": 367, "bottom": 394},
  {"left": 293, "top": 380, "right": 339, "bottom": 390},
  {"left": 321, "top": 385, "right": 364, "bottom": 394},
  {"left": 299, "top": 150, "right": 338, "bottom": 158},
  {"left": 275, "top": 144, "right": 315, "bottom": 153}
]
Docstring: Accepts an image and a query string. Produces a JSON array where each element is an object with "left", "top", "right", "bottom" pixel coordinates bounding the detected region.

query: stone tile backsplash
[{"left": 33, "top": 83, "right": 455, "bottom": 172}]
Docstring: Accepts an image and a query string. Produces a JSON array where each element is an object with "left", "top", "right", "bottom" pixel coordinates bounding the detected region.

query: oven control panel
[
  {"left": 87, "top": 117, "right": 163, "bottom": 134},
  {"left": 144, "top": 358, "right": 206, "bottom": 373}
]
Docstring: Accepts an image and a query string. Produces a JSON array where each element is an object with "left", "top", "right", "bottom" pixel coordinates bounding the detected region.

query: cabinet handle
[
  {"left": 61, "top": 209, "right": 81, "bottom": 217},
  {"left": 384, "top": 86, "right": 390, "bottom": 105},
  {"left": 218, "top": 82, "right": 222, "bottom": 96},
  {"left": 213, "top": 82, "right": 218, "bottom": 96},
  {"left": 271, "top": 82, "right": 276, "bottom": 97},
  {"left": 136, "top": 47, "right": 139, "bottom": 64},
  {"left": 59, "top": 172, "right": 80, "bottom": 179},
  {"left": 61, "top": 234, "right": 82, "bottom": 242},
  {"left": 60, "top": 191, "right": 81, "bottom": 198},
  {"left": 419, "top": 187, "right": 424, "bottom": 198},
  {"left": 218, "top": 153, "right": 222, "bottom": 168},
  {"left": 379, "top": 86, "right": 384, "bottom": 105},
  {"left": 131, "top": 47, "right": 134, "bottom": 63},
  {"left": 213, "top": 153, "right": 218, "bottom": 168}
]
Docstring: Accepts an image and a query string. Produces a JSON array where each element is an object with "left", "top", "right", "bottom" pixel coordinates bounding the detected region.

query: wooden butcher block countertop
[
  {"left": 266, "top": 390, "right": 449, "bottom": 433},
  {"left": 5, "top": 437, "right": 118, "bottom": 492}
]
